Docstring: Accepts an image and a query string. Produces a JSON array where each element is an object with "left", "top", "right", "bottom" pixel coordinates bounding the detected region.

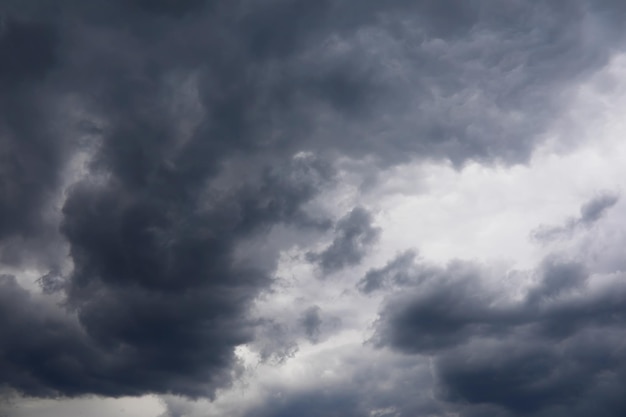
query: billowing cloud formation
[
  {"left": 1, "top": 0, "right": 347, "bottom": 399},
  {"left": 2, "top": 0, "right": 626, "bottom": 415},
  {"left": 374, "top": 253, "right": 626, "bottom": 416},
  {"left": 1, "top": 153, "right": 330, "bottom": 398}
]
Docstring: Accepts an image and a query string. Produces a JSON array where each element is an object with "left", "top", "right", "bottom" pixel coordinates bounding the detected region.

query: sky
[{"left": 2, "top": 1, "right": 626, "bottom": 416}]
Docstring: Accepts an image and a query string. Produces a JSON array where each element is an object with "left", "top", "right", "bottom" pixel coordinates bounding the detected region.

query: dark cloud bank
[
  {"left": 1, "top": 0, "right": 626, "bottom": 416},
  {"left": 369, "top": 252, "right": 626, "bottom": 417}
]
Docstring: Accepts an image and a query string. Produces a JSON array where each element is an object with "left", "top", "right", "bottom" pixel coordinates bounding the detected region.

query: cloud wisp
[{"left": 531, "top": 192, "right": 619, "bottom": 242}]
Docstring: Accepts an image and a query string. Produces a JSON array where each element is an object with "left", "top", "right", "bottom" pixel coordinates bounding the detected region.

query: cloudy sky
[{"left": 2, "top": 1, "right": 626, "bottom": 416}]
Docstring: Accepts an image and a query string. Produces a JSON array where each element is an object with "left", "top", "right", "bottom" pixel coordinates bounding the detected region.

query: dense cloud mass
[
  {"left": 2, "top": 0, "right": 626, "bottom": 416},
  {"left": 373, "top": 253, "right": 626, "bottom": 416}
]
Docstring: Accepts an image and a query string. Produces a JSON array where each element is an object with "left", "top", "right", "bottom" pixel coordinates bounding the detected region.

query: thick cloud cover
[
  {"left": 0, "top": 0, "right": 345, "bottom": 399},
  {"left": 2, "top": 0, "right": 626, "bottom": 415}
]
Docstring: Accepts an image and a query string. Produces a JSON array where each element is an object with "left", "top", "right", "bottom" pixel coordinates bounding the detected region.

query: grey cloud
[
  {"left": 253, "top": 320, "right": 299, "bottom": 365},
  {"left": 37, "top": 268, "right": 66, "bottom": 295},
  {"left": 580, "top": 192, "right": 619, "bottom": 224},
  {"left": 532, "top": 192, "right": 619, "bottom": 242},
  {"left": 0, "top": 275, "right": 100, "bottom": 398},
  {"left": 308, "top": 207, "right": 380, "bottom": 274},
  {"left": 0, "top": 15, "right": 68, "bottom": 268},
  {"left": 1, "top": 0, "right": 343, "bottom": 399},
  {"left": 240, "top": 255, "right": 619, "bottom": 417},
  {"left": 373, "top": 254, "right": 626, "bottom": 416},
  {"left": 242, "top": 353, "right": 441, "bottom": 417},
  {"left": 436, "top": 328, "right": 626, "bottom": 417},
  {"left": 2, "top": 0, "right": 626, "bottom": 407},
  {"left": 1, "top": 154, "right": 329, "bottom": 398},
  {"left": 372, "top": 258, "right": 510, "bottom": 353},
  {"left": 2, "top": 0, "right": 626, "bottom": 170},
  {"left": 157, "top": 395, "right": 197, "bottom": 417},
  {"left": 0, "top": 16, "right": 57, "bottom": 83},
  {"left": 358, "top": 250, "right": 417, "bottom": 293},
  {"left": 525, "top": 258, "right": 588, "bottom": 305},
  {"left": 131, "top": 0, "right": 207, "bottom": 17},
  {"left": 246, "top": 389, "right": 365, "bottom": 417},
  {"left": 251, "top": 305, "right": 331, "bottom": 363},
  {"left": 299, "top": 305, "right": 322, "bottom": 343}
]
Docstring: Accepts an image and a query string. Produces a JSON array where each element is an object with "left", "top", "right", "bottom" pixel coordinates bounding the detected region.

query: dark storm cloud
[
  {"left": 0, "top": 17, "right": 57, "bottom": 82},
  {"left": 531, "top": 192, "right": 619, "bottom": 242},
  {"left": 0, "top": 275, "right": 100, "bottom": 398},
  {"left": 0, "top": 14, "right": 68, "bottom": 269},
  {"left": 0, "top": 153, "right": 332, "bottom": 398},
  {"left": 0, "top": 0, "right": 343, "bottom": 399},
  {"left": 131, "top": 0, "right": 206, "bottom": 17},
  {"left": 373, "top": 254, "right": 626, "bottom": 416},
  {"left": 307, "top": 207, "right": 380, "bottom": 274},
  {"left": 51, "top": 0, "right": 623, "bottom": 170},
  {"left": 1, "top": 0, "right": 626, "bottom": 406}
]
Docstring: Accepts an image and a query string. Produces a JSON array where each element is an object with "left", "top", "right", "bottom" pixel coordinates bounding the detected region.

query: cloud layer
[{"left": 2, "top": 1, "right": 626, "bottom": 416}]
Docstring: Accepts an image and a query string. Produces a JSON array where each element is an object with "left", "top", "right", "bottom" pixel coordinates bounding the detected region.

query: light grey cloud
[
  {"left": 531, "top": 192, "right": 619, "bottom": 242},
  {"left": 240, "top": 349, "right": 440, "bottom": 417}
]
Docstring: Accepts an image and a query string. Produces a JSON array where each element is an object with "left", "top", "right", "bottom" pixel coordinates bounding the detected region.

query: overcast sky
[{"left": 2, "top": 1, "right": 626, "bottom": 416}]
